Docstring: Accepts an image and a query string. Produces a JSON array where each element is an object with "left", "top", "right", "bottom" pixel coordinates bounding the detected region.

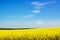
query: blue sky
[{"left": 0, "top": 0, "right": 60, "bottom": 28}]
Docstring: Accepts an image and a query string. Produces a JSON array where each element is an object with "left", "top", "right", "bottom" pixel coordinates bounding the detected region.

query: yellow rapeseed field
[{"left": 0, "top": 27, "right": 60, "bottom": 40}]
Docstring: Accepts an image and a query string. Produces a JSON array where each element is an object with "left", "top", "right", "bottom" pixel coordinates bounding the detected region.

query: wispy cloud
[
  {"left": 46, "top": 1, "right": 56, "bottom": 4},
  {"left": 24, "top": 14, "right": 35, "bottom": 19},
  {"left": 24, "top": 1, "right": 56, "bottom": 19},
  {"left": 31, "top": 1, "right": 56, "bottom": 14},
  {"left": 35, "top": 21, "right": 43, "bottom": 25},
  {"left": 0, "top": 20, "right": 60, "bottom": 28},
  {"left": 31, "top": 2, "right": 46, "bottom": 7},
  {"left": 32, "top": 10, "right": 40, "bottom": 13},
  {"left": 31, "top": 1, "right": 56, "bottom": 8}
]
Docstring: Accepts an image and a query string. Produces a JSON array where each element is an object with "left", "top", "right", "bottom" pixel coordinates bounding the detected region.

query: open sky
[{"left": 0, "top": 0, "right": 60, "bottom": 28}]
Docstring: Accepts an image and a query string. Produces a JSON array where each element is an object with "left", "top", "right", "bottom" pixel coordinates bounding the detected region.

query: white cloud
[
  {"left": 24, "top": 14, "right": 35, "bottom": 19},
  {"left": 31, "top": 2, "right": 46, "bottom": 8},
  {"left": 32, "top": 2, "right": 38, "bottom": 5},
  {"left": 32, "top": 10, "right": 40, "bottom": 13},
  {"left": 35, "top": 21, "right": 43, "bottom": 25},
  {"left": 31, "top": 2, "right": 45, "bottom": 7},
  {"left": 31, "top": 1, "right": 56, "bottom": 7},
  {"left": 31, "top": 2, "right": 47, "bottom": 14},
  {"left": 22, "top": 1, "right": 56, "bottom": 19},
  {"left": 0, "top": 20, "right": 60, "bottom": 28},
  {"left": 47, "top": 1, "right": 56, "bottom": 4},
  {"left": 30, "top": 1, "right": 56, "bottom": 15}
]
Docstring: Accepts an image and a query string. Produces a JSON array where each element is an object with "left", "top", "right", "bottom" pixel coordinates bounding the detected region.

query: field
[{"left": 0, "top": 27, "right": 60, "bottom": 40}]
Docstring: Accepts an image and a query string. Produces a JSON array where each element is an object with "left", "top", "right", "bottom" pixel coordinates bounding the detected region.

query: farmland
[{"left": 0, "top": 27, "right": 60, "bottom": 40}]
